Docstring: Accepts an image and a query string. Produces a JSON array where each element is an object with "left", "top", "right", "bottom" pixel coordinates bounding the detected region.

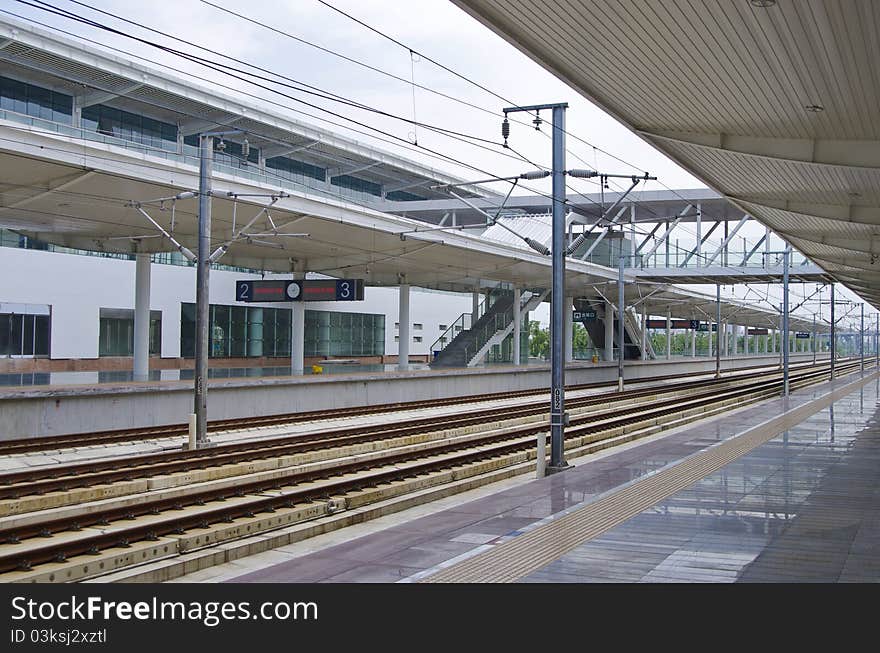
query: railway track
[
  {"left": 0, "top": 359, "right": 867, "bottom": 580},
  {"left": 0, "top": 358, "right": 841, "bottom": 456},
  {"left": 0, "top": 359, "right": 848, "bottom": 497}
]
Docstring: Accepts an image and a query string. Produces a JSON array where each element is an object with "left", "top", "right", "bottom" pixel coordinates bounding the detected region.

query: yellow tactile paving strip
[{"left": 421, "top": 373, "right": 877, "bottom": 583}]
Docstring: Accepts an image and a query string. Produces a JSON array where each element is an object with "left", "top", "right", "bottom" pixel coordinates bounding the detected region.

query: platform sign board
[
  {"left": 236, "top": 279, "right": 364, "bottom": 303},
  {"left": 747, "top": 328, "right": 769, "bottom": 335},
  {"left": 572, "top": 310, "right": 597, "bottom": 321},
  {"left": 236, "top": 280, "right": 302, "bottom": 302},
  {"left": 646, "top": 319, "right": 700, "bottom": 329},
  {"left": 301, "top": 279, "right": 364, "bottom": 302},
  {"left": 795, "top": 332, "right": 811, "bottom": 339},
  {"left": 697, "top": 323, "right": 718, "bottom": 332}
]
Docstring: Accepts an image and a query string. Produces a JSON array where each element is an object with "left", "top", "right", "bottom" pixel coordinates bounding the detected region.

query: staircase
[
  {"left": 430, "top": 289, "right": 546, "bottom": 368},
  {"left": 573, "top": 299, "right": 653, "bottom": 360},
  {"left": 466, "top": 289, "right": 549, "bottom": 366}
]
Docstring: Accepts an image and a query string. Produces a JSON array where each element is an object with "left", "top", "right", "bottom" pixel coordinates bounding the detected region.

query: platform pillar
[
  {"left": 665, "top": 310, "right": 671, "bottom": 359},
  {"left": 471, "top": 287, "right": 480, "bottom": 324},
  {"left": 513, "top": 287, "right": 521, "bottom": 365},
  {"left": 604, "top": 300, "right": 614, "bottom": 362},
  {"left": 133, "top": 252, "right": 151, "bottom": 382},
  {"left": 722, "top": 321, "right": 728, "bottom": 357},
  {"left": 690, "top": 326, "right": 696, "bottom": 357},
  {"left": 641, "top": 309, "right": 647, "bottom": 361},
  {"left": 731, "top": 324, "right": 738, "bottom": 355},
  {"left": 398, "top": 284, "right": 411, "bottom": 370}
]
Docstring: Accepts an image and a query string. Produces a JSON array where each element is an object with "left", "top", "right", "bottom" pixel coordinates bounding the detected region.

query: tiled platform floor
[{"left": 220, "top": 372, "right": 880, "bottom": 583}]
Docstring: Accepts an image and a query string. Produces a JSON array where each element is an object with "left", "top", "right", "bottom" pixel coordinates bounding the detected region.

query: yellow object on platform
[{"left": 312, "top": 364, "right": 323, "bottom": 374}]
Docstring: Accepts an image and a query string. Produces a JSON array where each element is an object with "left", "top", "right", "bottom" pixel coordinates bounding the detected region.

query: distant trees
[{"left": 528, "top": 320, "right": 549, "bottom": 359}]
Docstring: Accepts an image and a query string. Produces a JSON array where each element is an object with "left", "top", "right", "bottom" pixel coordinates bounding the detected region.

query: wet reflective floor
[
  {"left": 521, "top": 379, "right": 880, "bottom": 583},
  {"left": 217, "top": 373, "right": 880, "bottom": 584}
]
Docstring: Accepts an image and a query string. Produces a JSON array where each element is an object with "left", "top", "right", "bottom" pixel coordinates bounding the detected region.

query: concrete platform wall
[{"left": 0, "top": 353, "right": 830, "bottom": 439}]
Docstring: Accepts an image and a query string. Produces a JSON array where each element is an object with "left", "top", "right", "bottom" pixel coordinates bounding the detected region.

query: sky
[{"left": 0, "top": 0, "right": 869, "bottom": 328}]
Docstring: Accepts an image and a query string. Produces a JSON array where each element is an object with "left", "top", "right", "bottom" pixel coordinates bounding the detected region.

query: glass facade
[
  {"left": 386, "top": 190, "right": 426, "bottom": 202},
  {"left": 98, "top": 310, "right": 161, "bottom": 357},
  {"left": 82, "top": 104, "right": 177, "bottom": 151},
  {"left": 0, "top": 75, "right": 72, "bottom": 123},
  {"left": 0, "top": 312, "right": 50, "bottom": 357},
  {"left": 303, "top": 310, "right": 385, "bottom": 357},
  {"left": 265, "top": 155, "right": 326, "bottom": 183},
  {"left": 180, "top": 303, "right": 384, "bottom": 358},
  {"left": 330, "top": 174, "right": 381, "bottom": 197},
  {"left": 181, "top": 303, "right": 291, "bottom": 359}
]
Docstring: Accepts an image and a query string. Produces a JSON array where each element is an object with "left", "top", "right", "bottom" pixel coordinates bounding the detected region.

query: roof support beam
[
  {"left": 178, "top": 115, "right": 244, "bottom": 137},
  {"left": 262, "top": 140, "right": 321, "bottom": 160},
  {"left": 384, "top": 179, "right": 431, "bottom": 193},
  {"left": 328, "top": 161, "right": 383, "bottom": 178},
  {"left": 740, "top": 233, "right": 767, "bottom": 266},
  {"left": 579, "top": 206, "right": 627, "bottom": 260},
  {"left": 680, "top": 220, "right": 721, "bottom": 266},
  {"left": 645, "top": 130, "right": 880, "bottom": 168},
  {"left": 78, "top": 83, "right": 144, "bottom": 108},
  {"left": 704, "top": 214, "right": 748, "bottom": 266},
  {"left": 640, "top": 205, "right": 692, "bottom": 261}
]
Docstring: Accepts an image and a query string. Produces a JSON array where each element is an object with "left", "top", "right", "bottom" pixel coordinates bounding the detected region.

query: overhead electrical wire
[
  {"left": 2, "top": 2, "right": 857, "bottom": 316},
  {"left": 9, "top": 1, "right": 583, "bottom": 211}
]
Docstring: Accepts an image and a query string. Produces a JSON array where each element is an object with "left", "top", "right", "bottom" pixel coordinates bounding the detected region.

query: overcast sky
[{"left": 2, "top": 0, "right": 868, "bottom": 325}]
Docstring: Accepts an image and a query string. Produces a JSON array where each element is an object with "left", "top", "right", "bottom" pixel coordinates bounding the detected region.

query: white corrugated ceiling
[{"left": 454, "top": 0, "right": 880, "bottom": 306}]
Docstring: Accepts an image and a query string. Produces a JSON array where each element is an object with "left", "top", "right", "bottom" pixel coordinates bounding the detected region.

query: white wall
[{"left": 0, "top": 248, "right": 472, "bottom": 359}]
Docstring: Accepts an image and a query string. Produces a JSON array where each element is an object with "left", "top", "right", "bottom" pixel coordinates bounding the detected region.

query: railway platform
[{"left": 181, "top": 367, "right": 879, "bottom": 583}]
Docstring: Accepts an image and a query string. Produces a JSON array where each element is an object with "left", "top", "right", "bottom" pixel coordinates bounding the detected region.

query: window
[
  {"left": 265, "top": 155, "right": 325, "bottom": 182},
  {"left": 98, "top": 309, "right": 161, "bottom": 357},
  {"left": 181, "top": 304, "right": 381, "bottom": 358},
  {"left": 413, "top": 323, "right": 423, "bottom": 330},
  {"left": 0, "top": 75, "right": 72, "bottom": 123},
  {"left": 386, "top": 190, "right": 425, "bottom": 202},
  {"left": 394, "top": 335, "right": 399, "bottom": 342},
  {"left": 82, "top": 104, "right": 177, "bottom": 151},
  {"left": 330, "top": 174, "right": 381, "bottom": 197},
  {"left": 394, "top": 322, "right": 399, "bottom": 329},
  {"left": 439, "top": 324, "right": 448, "bottom": 331},
  {"left": 0, "top": 310, "right": 51, "bottom": 356},
  {"left": 413, "top": 336, "right": 422, "bottom": 343}
]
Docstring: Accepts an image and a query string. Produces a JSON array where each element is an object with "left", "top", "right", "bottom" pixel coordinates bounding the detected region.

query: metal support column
[
  {"left": 641, "top": 309, "right": 647, "bottom": 361},
  {"left": 861, "top": 303, "right": 865, "bottom": 373},
  {"left": 193, "top": 134, "right": 213, "bottom": 446},
  {"left": 732, "top": 324, "right": 738, "bottom": 355},
  {"left": 715, "top": 284, "right": 721, "bottom": 378},
  {"left": 133, "top": 251, "right": 151, "bottom": 382},
  {"left": 548, "top": 104, "right": 568, "bottom": 471},
  {"left": 782, "top": 248, "right": 790, "bottom": 396},
  {"left": 690, "top": 325, "right": 696, "bottom": 357},
  {"left": 618, "top": 256, "right": 626, "bottom": 391},
  {"left": 831, "top": 285, "right": 836, "bottom": 380}
]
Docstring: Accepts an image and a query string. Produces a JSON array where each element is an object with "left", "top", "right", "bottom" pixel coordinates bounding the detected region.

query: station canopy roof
[
  {"left": 452, "top": 0, "right": 880, "bottom": 308},
  {"left": 0, "top": 15, "right": 822, "bottom": 331}
]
